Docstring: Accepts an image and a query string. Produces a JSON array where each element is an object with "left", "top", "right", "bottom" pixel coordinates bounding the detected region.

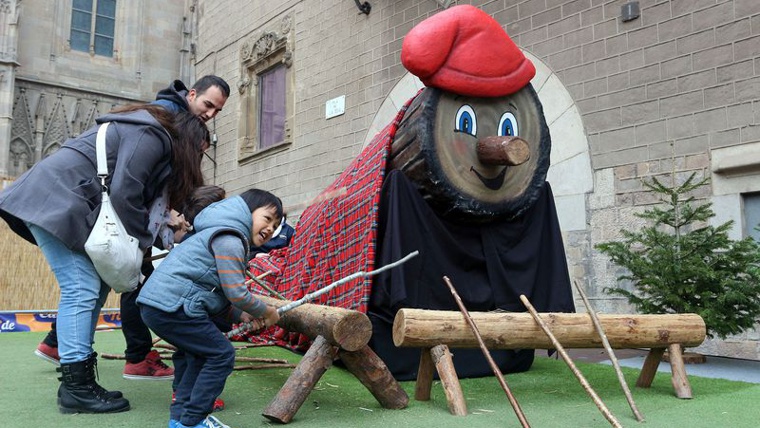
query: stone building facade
[
  {"left": 194, "top": 0, "right": 760, "bottom": 360},
  {"left": 0, "top": 0, "right": 193, "bottom": 311},
  {"left": 0, "top": 0, "right": 193, "bottom": 178}
]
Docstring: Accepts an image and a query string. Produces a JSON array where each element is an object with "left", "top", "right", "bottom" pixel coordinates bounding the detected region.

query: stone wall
[{"left": 197, "top": 0, "right": 760, "bottom": 360}]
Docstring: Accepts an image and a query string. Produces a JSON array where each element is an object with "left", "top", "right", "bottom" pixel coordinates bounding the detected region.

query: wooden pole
[
  {"left": 246, "top": 270, "right": 283, "bottom": 299},
  {"left": 444, "top": 276, "right": 531, "bottom": 427},
  {"left": 393, "top": 309, "right": 705, "bottom": 349},
  {"left": 574, "top": 280, "right": 645, "bottom": 422},
  {"left": 430, "top": 344, "right": 468, "bottom": 416},
  {"left": 229, "top": 251, "right": 418, "bottom": 338},
  {"left": 338, "top": 345, "right": 409, "bottom": 410},
  {"left": 520, "top": 294, "right": 623, "bottom": 428},
  {"left": 262, "top": 335, "right": 337, "bottom": 423},
  {"left": 233, "top": 363, "right": 296, "bottom": 371}
]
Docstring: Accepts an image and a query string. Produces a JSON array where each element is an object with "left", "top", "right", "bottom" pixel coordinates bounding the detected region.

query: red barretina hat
[{"left": 401, "top": 5, "right": 535, "bottom": 98}]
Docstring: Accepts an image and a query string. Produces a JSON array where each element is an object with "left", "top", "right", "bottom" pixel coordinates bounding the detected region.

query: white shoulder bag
[{"left": 84, "top": 122, "right": 142, "bottom": 293}]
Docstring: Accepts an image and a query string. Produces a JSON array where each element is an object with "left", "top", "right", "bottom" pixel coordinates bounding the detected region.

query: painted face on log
[
  {"left": 390, "top": 85, "right": 550, "bottom": 221},
  {"left": 435, "top": 87, "right": 544, "bottom": 201}
]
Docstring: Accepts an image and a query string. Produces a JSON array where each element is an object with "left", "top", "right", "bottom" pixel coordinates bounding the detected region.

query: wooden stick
[
  {"left": 246, "top": 270, "right": 284, "bottom": 299},
  {"left": 235, "top": 356, "right": 290, "bottom": 364},
  {"left": 154, "top": 343, "right": 177, "bottom": 351},
  {"left": 574, "top": 280, "right": 645, "bottom": 422},
  {"left": 145, "top": 251, "right": 169, "bottom": 262},
  {"left": 444, "top": 277, "right": 530, "bottom": 427},
  {"left": 519, "top": 294, "right": 622, "bottom": 428},
  {"left": 227, "top": 251, "right": 419, "bottom": 338},
  {"left": 276, "top": 250, "right": 418, "bottom": 314},
  {"left": 233, "top": 363, "right": 297, "bottom": 371}
]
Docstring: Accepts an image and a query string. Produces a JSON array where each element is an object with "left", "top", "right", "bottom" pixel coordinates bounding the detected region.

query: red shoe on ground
[
  {"left": 172, "top": 392, "right": 225, "bottom": 412},
  {"left": 34, "top": 342, "right": 60, "bottom": 366},
  {"left": 123, "top": 350, "right": 174, "bottom": 380}
]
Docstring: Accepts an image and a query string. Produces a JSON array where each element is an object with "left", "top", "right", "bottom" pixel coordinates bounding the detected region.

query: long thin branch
[
  {"left": 226, "top": 251, "right": 419, "bottom": 338},
  {"left": 444, "top": 276, "right": 530, "bottom": 428},
  {"left": 520, "top": 294, "right": 622, "bottom": 428},
  {"left": 574, "top": 280, "right": 645, "bottom": 422}
]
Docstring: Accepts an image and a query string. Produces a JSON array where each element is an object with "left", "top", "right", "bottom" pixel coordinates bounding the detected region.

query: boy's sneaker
[
  {"left": 34, "top": 342, "right": 60, "bottom": 366},
  {"left": 178, "top": 415, "right": 231, "bottom": 428},
  {"left": 123, "top": 350, "right": 174, "bottom": 380},
  {"left": 172, "top": 392, "right": 225, "bottom": 412}
]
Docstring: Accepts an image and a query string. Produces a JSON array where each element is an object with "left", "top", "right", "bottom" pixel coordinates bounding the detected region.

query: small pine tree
[{"left": 596, "top": 172, "right": 760, "bottom": 339}]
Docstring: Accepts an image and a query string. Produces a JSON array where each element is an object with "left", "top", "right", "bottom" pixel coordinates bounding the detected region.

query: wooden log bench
[
  {"left": 393, "top": 308, "right": 706, "bottom": 415},
  {"left": 254, "top": 295, "right": 408, "bottom": 424}
]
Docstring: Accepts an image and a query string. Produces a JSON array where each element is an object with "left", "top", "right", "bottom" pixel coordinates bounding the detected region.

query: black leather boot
[
  {"left": 58, "top": 353, "right": 130, "bottom": 414},
  {"left": 56, "top": 353, "right": 123, "bottom": 404}
]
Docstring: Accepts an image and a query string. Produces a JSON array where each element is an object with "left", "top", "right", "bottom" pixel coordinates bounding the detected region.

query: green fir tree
[{"left": 596, "top": 172, "right": 760, "bottom": 339}]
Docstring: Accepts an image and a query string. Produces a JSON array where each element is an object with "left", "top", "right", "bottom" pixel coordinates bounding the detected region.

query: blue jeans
[
  {"left": 140, "top": 305, "right": 235, "bottom": 426},
  {"left": 27, "top": 223, "right": 110, "bottom": 363}
]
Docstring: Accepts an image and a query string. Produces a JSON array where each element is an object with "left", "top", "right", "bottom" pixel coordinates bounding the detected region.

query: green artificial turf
[{"left": 1, "top": 330, "right": 758, "bottom": 427}]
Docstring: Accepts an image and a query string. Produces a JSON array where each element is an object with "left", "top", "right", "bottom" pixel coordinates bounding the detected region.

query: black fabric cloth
[{"left": 368, "top": 170, "right": 575, "bottom": 380}]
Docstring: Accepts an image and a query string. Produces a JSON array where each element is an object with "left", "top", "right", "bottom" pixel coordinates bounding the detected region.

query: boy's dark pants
[{"left": 140, "top": 305, "right": 235, "bottom": 426}]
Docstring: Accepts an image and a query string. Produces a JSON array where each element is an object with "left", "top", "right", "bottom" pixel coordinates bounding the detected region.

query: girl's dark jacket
[{"left": 0, "top": 109, "right": 172, "bottom": 252}]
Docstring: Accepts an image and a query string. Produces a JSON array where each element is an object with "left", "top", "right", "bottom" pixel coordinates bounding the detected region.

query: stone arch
[{"left": 362, "top": 51, "right": 593, "bottom": 232}]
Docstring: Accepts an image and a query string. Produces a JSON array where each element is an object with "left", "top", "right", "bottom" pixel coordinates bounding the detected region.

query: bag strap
[{"left": 95, "top": 122, "right": 111, "bottom": 178}]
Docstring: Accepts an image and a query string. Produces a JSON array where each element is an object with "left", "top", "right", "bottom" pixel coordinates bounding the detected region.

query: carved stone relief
[
  {"left": 6, "top": 82, "right": 131, "bottom": 176},
  {"left": 10, "top": 88, "right": 33, "bottom": 174},
  {"left": 237, "top": 11, "right": 295, "bottom": 162}
]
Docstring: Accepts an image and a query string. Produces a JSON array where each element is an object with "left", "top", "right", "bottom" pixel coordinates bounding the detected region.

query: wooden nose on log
[
  {"left": 392, "top": 308, "right": 706, "bottom": 349},
  {"left": 256, "top": 294, "right": 372, "bottom": 351},
  {"left": 476, "top": 136, "right": 530, "bottom": 166}
]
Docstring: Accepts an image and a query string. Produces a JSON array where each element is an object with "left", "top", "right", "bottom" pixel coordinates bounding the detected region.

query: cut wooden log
[
  {"left": 262, "top": 335, "right": 337, "bottom": 424},
  {"left": 256, "top": 295, "right": 372, "bottom": 351},
  {"left": 430, "top": 344, "right": 467, "bottom": 416},
  {"left": 415, "top": 348, "right": 435, "bottom": 401},
  {"left": 393, "top": 309, "right": 706, "bottom": 349},
  {"left": 338, "top": 345, "right": 409, "bottom": 409}
]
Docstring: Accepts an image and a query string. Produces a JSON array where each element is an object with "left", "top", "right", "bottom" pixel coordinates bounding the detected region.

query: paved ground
[{"left": 537, "top": 348, "right": 760, "bottom": 384}]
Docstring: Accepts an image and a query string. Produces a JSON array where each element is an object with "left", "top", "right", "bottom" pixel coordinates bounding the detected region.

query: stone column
[{"left": 0, "top": 0, "right": 20, "bottom": 177}]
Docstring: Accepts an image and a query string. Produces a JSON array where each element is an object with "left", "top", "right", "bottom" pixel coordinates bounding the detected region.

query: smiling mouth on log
[{"left": 470, "top": 166, "right": 507, "bottom": 190}]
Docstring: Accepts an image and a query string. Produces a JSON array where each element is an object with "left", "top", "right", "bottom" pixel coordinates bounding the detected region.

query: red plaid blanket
[{"left": 237, "top": 99, "right": 414, "bottom": 350}]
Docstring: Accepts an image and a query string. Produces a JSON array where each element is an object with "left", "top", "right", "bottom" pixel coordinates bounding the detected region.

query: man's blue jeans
[{"left": 27, "top": 223, "right": 110, "bottom": 363}]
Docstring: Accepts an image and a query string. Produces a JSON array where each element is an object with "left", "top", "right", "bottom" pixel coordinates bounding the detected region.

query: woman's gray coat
[{"left": 0, "top": 109, "right": 173, "bottom": 252}]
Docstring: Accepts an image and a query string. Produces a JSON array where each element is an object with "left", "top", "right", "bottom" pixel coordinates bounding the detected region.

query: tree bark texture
[
  {"left": 262, "top": 335, "right": 337, "bottom": 424},
  {"left": 257, "top": 294, "right": 372, "bottom": 351},
  {"left": 393, "top": 309, "right": 706, "bottom": 349},
  {"left": 338, "top": 345, "right": 409, "bottom": 409}
]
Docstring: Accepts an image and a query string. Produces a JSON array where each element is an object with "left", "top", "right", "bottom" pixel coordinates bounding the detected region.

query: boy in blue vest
[{"left": 138, "top": 189, "right": 281, "bottom": 428}]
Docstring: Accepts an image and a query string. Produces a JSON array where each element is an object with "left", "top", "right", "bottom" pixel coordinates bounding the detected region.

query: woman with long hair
[{"left": 0, "top": 104, "right": 208, "bottom": 414}]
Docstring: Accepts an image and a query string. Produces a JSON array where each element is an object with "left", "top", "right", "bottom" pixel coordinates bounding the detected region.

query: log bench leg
[
  {"left": 635, "top": 345, "right": 692, "bottom": 399},
  {"left": 339, "top": 345, "right": 409, "bottom": 409},
  {"left": 636, "top": 347, "right": 664, "bottom": 388},
  {"left": 667, "top": 343, "right": 692, "bottom": 399},
  {"left": 262, "top": 335, "right": 337, "bottom": 424},
  {"left": 430, "top": 344, "right": 467, "bottom": 416},
  {"left": 415, "top": 348, "right": 434, "bottom": 401}
]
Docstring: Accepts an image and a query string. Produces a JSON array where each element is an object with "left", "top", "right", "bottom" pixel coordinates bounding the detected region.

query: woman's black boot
[
  {"left": 57, "top": 354, "right": 130, "bottom": 414},
  {"left": 56, "top": 353, "right": 123, "bottom": 404}
]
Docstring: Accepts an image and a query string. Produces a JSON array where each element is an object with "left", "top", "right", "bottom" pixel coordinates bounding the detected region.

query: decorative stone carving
[
  {"left": 238, "top": 13, "right": 293, "bottom": 95},
  {"left": 42, "top": 95, "right": 69, "bottom": 157},
  {"left": 237, "top": 11, "right": 295, "bottom": 162}
]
